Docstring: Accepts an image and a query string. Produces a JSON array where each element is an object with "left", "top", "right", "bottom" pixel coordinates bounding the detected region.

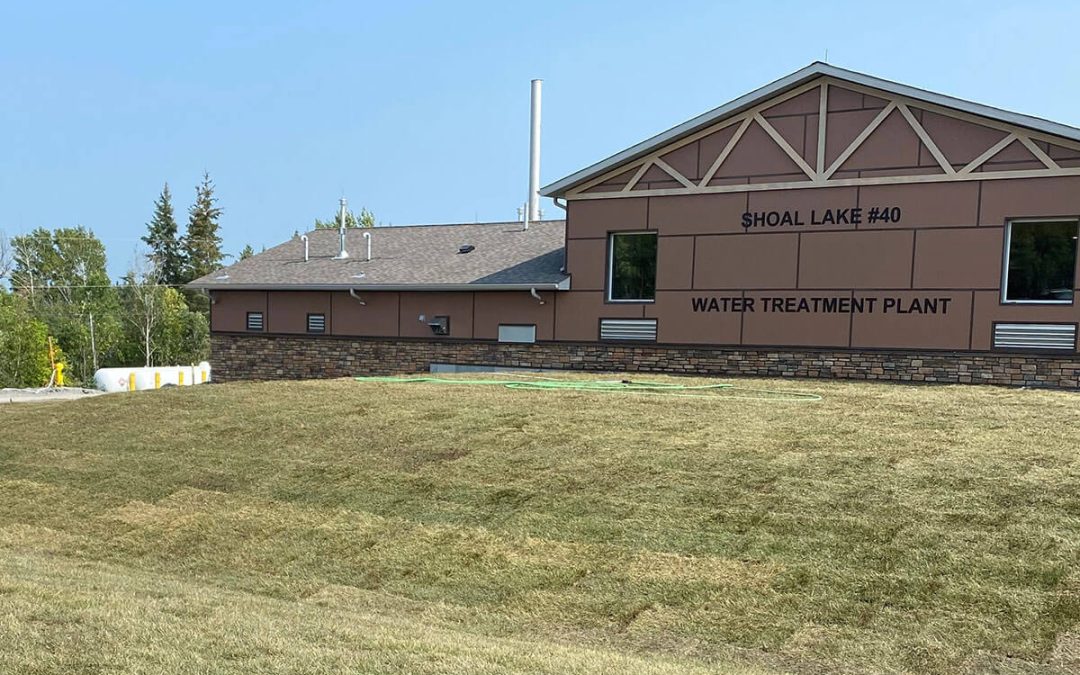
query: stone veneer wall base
[{"left": 210, "top": 334, "right": 1080, "bottom": 389}]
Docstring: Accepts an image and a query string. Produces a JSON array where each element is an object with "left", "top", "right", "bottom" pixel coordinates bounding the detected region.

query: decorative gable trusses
[{"left": 558, "top": 74, "right": 1080, "bottom": 200}]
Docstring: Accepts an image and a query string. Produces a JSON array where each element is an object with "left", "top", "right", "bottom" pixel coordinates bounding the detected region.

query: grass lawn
[{"left": 1, "top": 374, "right": 1079, "bottom": 673}]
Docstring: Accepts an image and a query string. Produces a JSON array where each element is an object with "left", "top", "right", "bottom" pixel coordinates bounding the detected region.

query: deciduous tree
[
  {"left": 0, "top": 291, "right": 53, "bottom": 387},
  {"left": 9, "top": 227, "right": 122, "bottom": 383}
]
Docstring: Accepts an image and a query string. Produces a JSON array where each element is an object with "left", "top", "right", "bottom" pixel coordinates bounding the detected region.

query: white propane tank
[{"left": 93, "top": 362, "right": 212, "bottom": 392}]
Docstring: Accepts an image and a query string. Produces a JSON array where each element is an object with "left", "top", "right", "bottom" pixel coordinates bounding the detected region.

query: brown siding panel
[
  {"left": 657, "top": 236, "right": 695, "bottom": 290},
  {"left": 836, "top": 109, "right": 924, "bottom": 172},
  {"left": 694, "top": 234, "right": 799, "bottom": 289},
  {"left": 913, "top": 228, "right": 1003, "bottom": 289},
  {"left": 645, "top": 291, "right": 742, "bottom": 345},
  {"left": 565, "top": 238, "right": 607, "bottom": 290},
  {"left": 649, "top": 193, "right": 747, "bottom": 235},
  {"left": 267, "top": 291, "right": 331, "bottom": 334},
  {"left": 568, "top": 197, "right": 647, "bottom": 238},
  {"left": 979, "top": 176, "right": 1080, "bottom": 225},
  {"left": 473, "top": 292, "right": 556, "bottom": 341},
  {"left": 857, "top": 182, "right": 980, "bottom": 228},
  {"left": 331, "top": 291, "right": 400, "bottom": 337},
  {"left": 748, "top": 185, "right": 859, "bottom": 232},
  {"left": 799, "top": 230, "right": 915, "bottom": 289},
  {"left": 553, "top": 292, "right": 632, "bottom": 341},
  {"left": 715, "top": 122, "right": 804, "bottom": 178},
  {"left": 211, "top": 291, "right": 268, "bottom": 333},
  {"left": 743, "top": 291, "right": 852, "bottom": 347},
  {"left": 916, "top": 109, "right": 1009, "bottom": 166},
  {"left": 851, "top": 291, "right": 973, "bottom": 350},
  {"left": 398, "top": 292, "right": 475, "bottom": 339},
  {"left": 970, "top": 291, "right": 1080, "bottom": 351}
]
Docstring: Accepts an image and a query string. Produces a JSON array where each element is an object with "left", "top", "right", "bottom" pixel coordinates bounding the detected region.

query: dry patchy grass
[{"left": 1, "top": 374, "right": 1079, "bottom": 673}]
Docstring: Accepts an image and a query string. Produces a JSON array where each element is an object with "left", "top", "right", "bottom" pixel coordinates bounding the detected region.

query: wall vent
[
  {"left": 992, "top": 323, "right": 1076, "bottom": 351},
  {"left": 600, "top": 318, "right": 658, "bottom": 342},
  {"left": 307, "top": 313, "right": 326, "bottom": 334},
  {"left": 246, "top": 312, "right": 264, "bottom": 332}
]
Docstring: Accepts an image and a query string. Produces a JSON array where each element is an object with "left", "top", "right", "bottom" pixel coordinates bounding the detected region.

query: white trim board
[{"left": 567, "top": 166, "right": 1080, "bottom": 201}]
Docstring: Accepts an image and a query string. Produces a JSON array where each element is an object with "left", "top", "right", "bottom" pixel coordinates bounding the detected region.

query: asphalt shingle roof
[{"left": 188, "top": 220, "right": 567, "bottom": 290}]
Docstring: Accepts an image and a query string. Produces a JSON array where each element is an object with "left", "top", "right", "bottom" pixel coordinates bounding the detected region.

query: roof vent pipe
[
  {"left": 333, "top": 197, "right": 349, "bottom": 260},
  {"left": 300, "top": 234, "right": 309, "bottom": 262},
  {"left": 362, "top": 231, "right": 371, "bottom": 261},
  {"left": 527, "top": 79, "right": 542, "bottom": 224}
]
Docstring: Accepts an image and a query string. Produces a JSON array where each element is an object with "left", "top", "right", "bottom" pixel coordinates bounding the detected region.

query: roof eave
[{"left": 187, "top": 279, "right": 571, "bottom": 292}]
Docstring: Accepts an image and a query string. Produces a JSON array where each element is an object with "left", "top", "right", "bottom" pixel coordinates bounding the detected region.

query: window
[
  {"left": 246, "top": 312, "right": 264, "bottom": 331},
  {"left": 607, "top": 232, "right": 657, "bottom": 302},
  {"left": 498, "top": 324, "right": 536, "bottom": 343},
  {"left": 1003, "top": 219, "right": 1078, "bottom": 303},
  {"left": 307, "top": 313, "right": 326, "bottom": 333}
]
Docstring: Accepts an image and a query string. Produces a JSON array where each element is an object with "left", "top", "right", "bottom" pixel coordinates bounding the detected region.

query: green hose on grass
[{"left": 353, "top": 375, "right": 822, "bottom": 402}]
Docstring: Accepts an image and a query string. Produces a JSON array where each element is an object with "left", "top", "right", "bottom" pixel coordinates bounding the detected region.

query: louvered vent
[
  {"left": 246, "top": 312, "right": 264, "bottom": 331},
  {"left": 600, "top": 318, "right": 658, "bottom": 342},
  {"left": 307, "top": 313, "right": 326, "bottom": 334},
  {"left": 993, "top": 323, "right": 1076, "bottom": 351}
]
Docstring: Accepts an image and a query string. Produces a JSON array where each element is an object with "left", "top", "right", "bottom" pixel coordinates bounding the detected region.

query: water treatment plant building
[{"left": 190, "top": 63, "right": 1080, "bottom": 388}]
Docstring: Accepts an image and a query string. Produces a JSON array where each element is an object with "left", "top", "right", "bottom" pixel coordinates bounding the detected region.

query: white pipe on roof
[
  {"left": 333, "top": 197, "right": 349, "bottom": 259},
  {"left": 528, "top": 79, "right": 542, "bottom": 222}
]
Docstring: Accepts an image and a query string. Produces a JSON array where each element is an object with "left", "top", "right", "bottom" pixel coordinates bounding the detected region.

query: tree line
[{"left": 0, "top": 172, "right": 229, "bottom": 387}]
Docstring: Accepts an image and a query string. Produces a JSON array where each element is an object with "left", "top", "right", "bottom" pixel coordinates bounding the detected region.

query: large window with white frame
[
  {"left": 1003, "top": 219, "right": 1078, "bottom": 304},
  {"left": 607, "top": 231, "right": 657, "bottom": 302}
]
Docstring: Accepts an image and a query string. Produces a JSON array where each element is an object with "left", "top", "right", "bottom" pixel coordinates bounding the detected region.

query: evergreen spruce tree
[
  {"left": 142, "top": 183, "right": 185, "bottom": 286},
  {"left": 183, "top": 171, "right": 224, "bottom": 282},
  {"left": 238, "top": 244, "right": 255, "bottom": 261}
]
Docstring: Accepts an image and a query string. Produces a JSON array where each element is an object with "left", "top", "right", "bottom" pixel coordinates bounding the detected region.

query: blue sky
[{"left": 3, "top": 1, "right": 1080, "bottom": 278}]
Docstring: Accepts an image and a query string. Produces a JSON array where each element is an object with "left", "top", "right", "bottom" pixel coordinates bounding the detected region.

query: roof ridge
[{"left": 303, "top": 219, "right": 565, "bottom": 236}]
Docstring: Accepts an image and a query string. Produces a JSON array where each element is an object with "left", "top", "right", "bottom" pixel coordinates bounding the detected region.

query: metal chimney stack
[
  {"left": 334, "top": 197, "right": 349, "bottom": 259},
  {"left": 527, "top": 79, "right": 542, "bottom": 223}
]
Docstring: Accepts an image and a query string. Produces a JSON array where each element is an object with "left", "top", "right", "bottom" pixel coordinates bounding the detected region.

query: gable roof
[
  {"left": 188, "top": 220, "right": 568, "bottom": 291},
  {"left": 541, "top": 62, "right": 1080, "bottom": 197}
]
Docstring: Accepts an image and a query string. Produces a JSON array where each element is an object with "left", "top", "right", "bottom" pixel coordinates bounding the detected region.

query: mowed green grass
[{"left": 1, "top": 375, "right": 1079, "bottom": 674}]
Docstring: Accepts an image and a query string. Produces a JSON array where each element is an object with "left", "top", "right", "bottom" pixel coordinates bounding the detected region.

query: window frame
[
  {"left": 245, "top": 311, "right": 264, "bottom": 332},
  {"left": 1001, "top": 218, "right": 1079, "bottom": 306},
  {"left": 306, "top": 313, "right": 327, "bottom": 334},
  {"left": 606, "top": 231, "right": 658, "bottom": 304}
]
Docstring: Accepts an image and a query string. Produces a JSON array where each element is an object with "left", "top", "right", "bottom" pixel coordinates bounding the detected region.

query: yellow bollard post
[
  {"left": 154, "top": 372, "right": 161, "bottom": 389},
  {"left": 178, "top": 371, "right": 184, "bottom": 386},
  {"left": 55, "top": 363, "right": 65, "bottom": 387},
  {"left": 129, "top": 373, "right": 136, "bottom": 391}
]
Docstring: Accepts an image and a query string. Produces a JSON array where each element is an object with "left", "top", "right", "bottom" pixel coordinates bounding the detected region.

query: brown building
[{"left": 191, "top": 63, "right": 1080, "bottom": 388}]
